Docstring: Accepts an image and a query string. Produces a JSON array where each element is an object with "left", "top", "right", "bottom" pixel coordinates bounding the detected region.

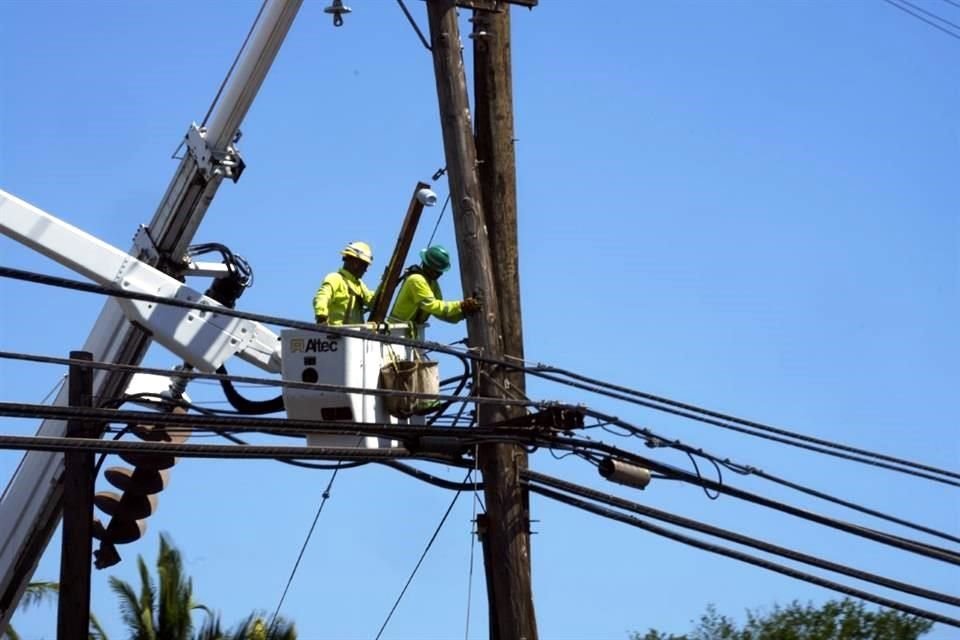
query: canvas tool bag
[{"left": 379, "top": 348, "right": 440, "bottom": 418}]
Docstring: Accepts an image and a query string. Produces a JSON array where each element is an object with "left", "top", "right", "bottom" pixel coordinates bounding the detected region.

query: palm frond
[
  {"left": 109, "top": 575, "right": 148, "bottom": 635},
  {"left": 19, "top": 581, "right": 59, "bottom": 610},
  {"left": 89, "top": 611, "right": 110, "bottom": 640}
]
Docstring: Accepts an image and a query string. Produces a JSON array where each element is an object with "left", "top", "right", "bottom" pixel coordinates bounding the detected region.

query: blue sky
[{"left": 1, "top": 1, "right": 958, "bottom": 638}]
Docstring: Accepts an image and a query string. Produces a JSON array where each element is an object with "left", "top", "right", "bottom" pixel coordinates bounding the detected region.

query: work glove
[
  {"left": 315, "top": 314, "right": 328, "bottom": 325},
  {"left": 461, "top": 297, "right": 482, "bottom": 314}
]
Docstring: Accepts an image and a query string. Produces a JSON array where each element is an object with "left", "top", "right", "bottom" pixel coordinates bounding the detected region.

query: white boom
[{"left": 0, "top": 0, "right": 302, "bottom": 628}]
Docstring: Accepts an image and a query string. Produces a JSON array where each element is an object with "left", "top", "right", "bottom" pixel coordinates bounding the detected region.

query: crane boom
[{"left": 0, "top": 0, "right": 302, "bottom": 628}]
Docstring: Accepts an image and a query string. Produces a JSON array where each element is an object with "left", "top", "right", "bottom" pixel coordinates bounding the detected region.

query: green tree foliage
[
  {"left": 632, "top": 599, "right": 935, "bottom": 640},
  {"left": 108, "top": 533, "right": 296, "bottom": 640},
  {"left": 2, "top": 580, "right": 107, "bottom": 640}
]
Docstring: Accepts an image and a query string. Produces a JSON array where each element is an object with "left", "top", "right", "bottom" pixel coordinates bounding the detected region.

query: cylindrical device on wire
[{"left": 598, "top": 456, "right": 652, "bottom": 490}]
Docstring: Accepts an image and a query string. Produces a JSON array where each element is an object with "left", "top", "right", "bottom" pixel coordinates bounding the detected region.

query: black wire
[
  {"left": 0, "top": 349, "right": 535, "bottom": 412},
  {"left": 526, "top": 472, "right": 960, "bottom": 608},
  {"left": 685, "top": 451, "right": 719, "bottom": 500},
  {"left": 601, "top": 419, "right": 960, "bottom": 545},
  {"left": 374, "top": 471, "right": 468, "bottom": 640},
  {"left": 201, "top": 0, "right": 269, "bottom": 126},
  {"left": 427, "top": 193, "right": 451, "bottom": 247},
  {"left": 545, "top": 370, "right": 960, "bottom": 483},
  {"left": 880, "top": 0, "right": 960, "bottom": 40},
  {"left": 719, "top": 458, "right": 960, "bottom": 546},
  {"left": 4, "top": 264, "right": 958, "bottom": 485},
  {"left": 892, "top": 0, "right": 960, "bottom": 29},
  {"left": 942, "top": 0, "right": 960, "bottom": 8},
  {"left": 214, "top": 429, "right": 366, "bottom": 470},
  {"left": 269, "top": 468, "right": 339, "bottom": 628},
  {"left": 395, "top": 0, "right": 432, "bottom": 51},
  {"left": 381, "top": 460, "right": 482, "bottom": 491},
  {"left": 568, "top": 442, "right": 960, "bottom": 565},
  {"left": 529, "top": 483, "right": 960, "bottom": 628}
]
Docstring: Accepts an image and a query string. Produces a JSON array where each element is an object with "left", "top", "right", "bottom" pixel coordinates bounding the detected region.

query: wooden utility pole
[
  {"left": 473, "top": 5, "right": 536, "bottom": 639},
  {"left": 474, "top": 6, "right": 525, "bottom": 388},
  {"left": 426, "top": 2, "right": 538, "bottom": 639},
  {"left": 58, "top": 351, "right": 95, "bottom": 639}
]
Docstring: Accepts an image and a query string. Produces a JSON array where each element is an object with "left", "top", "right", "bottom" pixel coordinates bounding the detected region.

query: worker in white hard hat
[{"left": 313, "top": 241, "right": 376, "bottom": 325}]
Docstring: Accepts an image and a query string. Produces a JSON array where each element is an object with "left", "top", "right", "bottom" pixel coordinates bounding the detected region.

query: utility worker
[
  {"left": 388, "top": 245, "right": 481, "bottom": 337},
  {"left": 313, "top": 241, "right": 376, "bottom": 325}
]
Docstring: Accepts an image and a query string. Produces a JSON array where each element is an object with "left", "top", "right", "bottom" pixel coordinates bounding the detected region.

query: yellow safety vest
[
  {"left": 312, "top": 268, "right": 374, "bottom": 325},
  {"left": 388, "top": 272, "right": 463, "bottom": 333}
]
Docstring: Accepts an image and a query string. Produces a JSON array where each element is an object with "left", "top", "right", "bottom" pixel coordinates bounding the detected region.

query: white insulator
[{"left": 416, "top": 188, "right": 438, "bottom": 206}]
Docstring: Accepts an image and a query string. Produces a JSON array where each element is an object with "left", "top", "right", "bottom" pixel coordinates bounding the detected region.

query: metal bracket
[
  {"left": 454, "top": 0, "right": 538, "bottom": 10},
  {"left": 494, "top": 405, "right": 586, "bottom": 431},
  {"left": 185, "top": 123, "right": 246, "bottom": 183},
  {"left": 132, "top": 226, "right": 161, "bottom": 265}
]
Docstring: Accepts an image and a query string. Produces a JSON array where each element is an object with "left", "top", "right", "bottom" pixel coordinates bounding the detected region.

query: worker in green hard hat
[
  {"left": 388, "top": 245, "right": 480, "bottom": 337},
  {"left": 313, "top": 241, "right": 377, "bottom": 325}
]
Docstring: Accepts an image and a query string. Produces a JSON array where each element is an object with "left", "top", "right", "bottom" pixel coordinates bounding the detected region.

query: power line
[
  {"left": 525, "top": 471, "right": 960, "bottom": 608},
  {"left": 0, "top": 349, "right": 537, "bottom": 411},
  {"left": 892, "top": 0, "right": 960, "bottom": 29},
  {"left": 374, "top": 472, "right": 468, "bottom": 640},
  {"left": 530, "top": 484, "right": 960, "bottom": 629},
  {"left": 6, "top": 263, "right": 957, "bottom": 485},
  {"left": 880, "top": 0, "right": 960, "bottom": 40},
  {"left": 942, "top": 0, "right": 960, "bottom": 9},
  {"left": 599, "top": 420, "right": 960, "bottom": 544},
  {"left": 6, "top": 390, "right": 960, "bottom": 566},
  {"left": 542, "top": 368, "right": 960, "bottom": 483},
  {"left": 4, "top": 264, "right": 958, "bottom": 487},
  {"left": 555, "top": 438, "right": 960, "bottom": 565},
  {"left": 396, "top": 0, "right": 432, "bottom": 51},
  {"left": 269, "top": 468, "right": 339, "bottom": 627},
  {"left": 201, "top": 0, "right": 269, "bottom": 126}
]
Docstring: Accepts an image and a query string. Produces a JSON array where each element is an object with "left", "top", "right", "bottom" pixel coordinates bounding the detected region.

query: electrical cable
[
  {"left": 427, "top": 193, "right": 451, "bottom": 247},
  {"left": 395, "top": 0, "right": 432, "bottom": 51},
  {"left": 201, "top": 0, "right": 269, "bottom": 126},
  {"left": 880, "top": 0, "right": 960, "bottom": 40},
  {"left": 524, "top": 471, "right": 960, "bottom": 608},
  {"left": 381, "top": 460, "right": 481, "bottom": 491},
  {"left": 374, "top": 471, "right": 468, "bottom": 640},
  {"left": 564, "top": 440, "right": 960, "bottom": 565},
  {"left": 215, "top": 364, "right": 284, "bottom": 415},
  {"left": 942, "top": 0, "right": 960, "bottom": 8},
  {"left": 538, "top": 369, "right": 960, "bottom": 484},
  {"left": 5, "top": 263, "right": 958, "bottom": 489},
  {"left": 38, "top": 376, "right": 66, "bottom": 404},
  {"left": 599, "top": 418, "right": 960, "bottom": 544},
  {"left": 269, "top": 468, "right": 339, "bottom": 628},
  {"left": 887, "top": 0, "right": 960, "bottom": 30},
  {"left": 21, "top": 376, "right": 959, "bottom": 565},
  {"left": 529, "top": 484, "right": 960, "bottom": 629},
  {"left": 465, "top": 445, "right": 481, "bottom": 640},
  {"left": 0, "top": 349, "right": 538, "bottom": 412}
]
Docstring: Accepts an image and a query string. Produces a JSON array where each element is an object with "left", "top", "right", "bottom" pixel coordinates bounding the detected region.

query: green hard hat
[{"left": 420, "top": 245, "right": 452, "bottom": 272}]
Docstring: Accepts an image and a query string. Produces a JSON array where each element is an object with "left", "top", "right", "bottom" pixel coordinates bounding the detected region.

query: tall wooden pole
[
  {"left": 473, "top": 5, "right": 537, "bottom": 640},
  {"left": 426, "top": 2, "right": 538, "bottom": 639},
  {"left": 474, "top": 6, "right": 525, "bottom": 387},
  {"left": 58, "top": 351, "right": 95, "bottom": 639}
]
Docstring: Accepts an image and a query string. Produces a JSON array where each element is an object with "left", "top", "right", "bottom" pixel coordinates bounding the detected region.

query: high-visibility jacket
[
  {"left": 388, "top": 271, "right": 463, "bottom": 333},
  {"left": 312, "top": 268, "right": 375, "bottom": 325}
]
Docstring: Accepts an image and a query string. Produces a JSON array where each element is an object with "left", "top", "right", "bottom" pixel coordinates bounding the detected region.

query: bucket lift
[{"left": 280, "top": 324, "right": 424, "bottom": 449}]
